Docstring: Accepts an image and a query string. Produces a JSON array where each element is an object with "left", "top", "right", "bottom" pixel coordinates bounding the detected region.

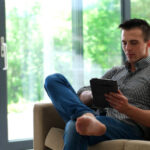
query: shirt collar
[{"left": 125, "top": 56, "right": 150, "bottom": 72}]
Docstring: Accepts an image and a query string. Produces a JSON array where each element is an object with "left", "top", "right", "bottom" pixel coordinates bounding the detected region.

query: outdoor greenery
[
  {"left": 7, "top": 2, "right": 43, "bottom": 104},
  {"left": 6, "top": 0, "right": 150, "bottom": 105},
  {"left": 131, "top": 0, "right": 150, "bottom": 23},
  {"left": 83, "top": 0, "right": 121, "bottom": 71}
]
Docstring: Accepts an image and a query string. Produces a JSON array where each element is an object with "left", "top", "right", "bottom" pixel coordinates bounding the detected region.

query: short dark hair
[{"left": 119, "top": 18, "right": 150, "bottom": 42}]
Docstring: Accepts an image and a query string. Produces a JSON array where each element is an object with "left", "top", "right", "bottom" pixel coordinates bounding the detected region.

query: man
[{"left": 44, "top": 18, "right": 150, "bottom": 150}]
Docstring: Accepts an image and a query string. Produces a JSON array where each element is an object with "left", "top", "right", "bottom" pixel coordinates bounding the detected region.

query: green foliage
[
  {"left": 7, "top": 2, "right": 43, "bottom": 104},
  {"left": 131, "top": 0, "right": 150, "bottom": 23},
  {"left": 7, "top": 0, "right": 121, "bottom": 104},
  {"left": 83, "top": 0, "right": 121, "bottom": 70},
  {"left": 7, "top": 0, "right": 150, "bottom": 105}
]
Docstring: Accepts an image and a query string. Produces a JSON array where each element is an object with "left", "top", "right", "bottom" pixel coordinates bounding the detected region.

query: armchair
[{"left": 33, "top": 103, "right": 150, "bottom": 150}]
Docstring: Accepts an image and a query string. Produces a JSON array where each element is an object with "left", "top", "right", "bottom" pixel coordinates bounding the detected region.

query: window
[
  {"left": 131, "top": 0, "right": 150, "bottom": 22},
  {"left": 6, "top": 0, "right": 121, "bottom": 142},
  {"left": 6, "top": 0, "right": 72, "bottom": 141},
  {"left": 83, "top": 0, "right": 121, "bottom": 85},
  {"left": 3, "top": 0, "right": 148, "bottom": 149}
]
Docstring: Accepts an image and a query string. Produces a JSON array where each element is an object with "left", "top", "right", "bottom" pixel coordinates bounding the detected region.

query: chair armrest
[{"left": 33, "top": 103, "right": 65, "bottom": 150}]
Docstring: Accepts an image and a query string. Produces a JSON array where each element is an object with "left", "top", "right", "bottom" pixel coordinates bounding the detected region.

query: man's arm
[
  {"left": 124, "top": 104, "right": 150, "bottom": 127},
  {"left": 77, "top": 86, "right": 93, "bottom": 106},
  {"left": 79, "top": 90, "right": 93, "bottom": 106},
  {"left": 77, "top": 66, "right": 120, "bottom": 106},
  {"left": 105, "top": 90, "right": 150, "bottom": 127}
]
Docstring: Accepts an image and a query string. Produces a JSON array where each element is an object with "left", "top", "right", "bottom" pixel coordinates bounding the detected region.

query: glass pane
[
  {"left": 83, "top": 0, "right": 121, "bottom": 85},
  {"left": 131, "top": 0, "right": 150, "bottom": 22},
  {"left": 6, "top": 0, "right": 71, "bottom": 140},
  {"left": 6, "top": 0, "right": 122, "bottom": 141}
]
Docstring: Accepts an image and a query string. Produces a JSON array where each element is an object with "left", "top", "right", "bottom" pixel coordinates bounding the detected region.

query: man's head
[
  {"left": 119, "top": 18, "right": 150, "bottom": 64},
  {"left": 119, "top": 18, "right": 150, "bottom": 42}
]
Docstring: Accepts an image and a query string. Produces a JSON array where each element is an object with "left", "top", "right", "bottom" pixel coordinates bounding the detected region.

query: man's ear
[
  {"left": 148, "top": 40, "right": 150, "bottom": 55},
  {"left": 148, "top": 40, "right": 150, "bottom": 47}
]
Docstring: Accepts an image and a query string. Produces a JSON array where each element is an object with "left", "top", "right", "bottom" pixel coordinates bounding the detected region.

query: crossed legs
[
  {"left": 44, "top": 73, "right": 106, "bottom": 136},
  {"left": 44, "top": 73, "right": 143, "bottom": 150}
]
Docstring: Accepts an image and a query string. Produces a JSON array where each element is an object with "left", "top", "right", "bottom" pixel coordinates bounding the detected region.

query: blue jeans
[{"left": 44, "top": 73, "right": 144, "bottom": 150}]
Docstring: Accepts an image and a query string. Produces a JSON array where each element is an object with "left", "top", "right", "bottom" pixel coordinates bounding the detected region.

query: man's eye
[
  {"left": 131, "top": 41, "right": 138, "bottom": 45},
  {"left": 122, "top": 42, "right": 126, "bottom": 46}
]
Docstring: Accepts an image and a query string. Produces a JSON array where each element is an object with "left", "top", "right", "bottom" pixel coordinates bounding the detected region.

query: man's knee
[
  {"left": 65, "top": 120, "right": 77, "bottom": 135},
  {"left": 44, "top": 73, "right": 65, "bottom": 89}
]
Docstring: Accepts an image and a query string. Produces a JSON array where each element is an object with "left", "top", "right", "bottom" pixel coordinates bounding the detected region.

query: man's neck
[{"left": 130, "top": 64, "right": 136, "bottom": 72}]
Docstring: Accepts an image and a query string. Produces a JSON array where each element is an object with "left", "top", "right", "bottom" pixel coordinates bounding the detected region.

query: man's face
[{"left": 121, "top": 28, "right": 149, "bottom": 64}]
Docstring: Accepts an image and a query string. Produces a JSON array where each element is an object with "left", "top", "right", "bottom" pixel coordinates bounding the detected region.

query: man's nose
[{"left": 125, "top": 43, "right": 132, "bottom": 51}]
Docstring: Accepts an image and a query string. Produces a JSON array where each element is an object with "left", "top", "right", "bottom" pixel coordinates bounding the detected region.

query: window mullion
[
  {"left": 120, "top": 0, "right": 131, "bottom": 63},
  {"left": 72, "top": 0, "right": 84, "bottom": 90}
]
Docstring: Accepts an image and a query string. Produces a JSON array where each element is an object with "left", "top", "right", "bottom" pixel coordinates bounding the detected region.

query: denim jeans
[{"left": 44, "top": 73, "right": 144, "bottom": 150}]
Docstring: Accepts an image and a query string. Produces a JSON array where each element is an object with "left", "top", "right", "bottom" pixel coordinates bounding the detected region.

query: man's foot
[{"left": 76, "top": 113, "right": 106, "bottom": 136}]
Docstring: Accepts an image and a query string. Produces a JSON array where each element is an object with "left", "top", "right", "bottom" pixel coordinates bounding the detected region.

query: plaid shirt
[{"left": 102, "top": 56, "right": 150, "bottom": 138}]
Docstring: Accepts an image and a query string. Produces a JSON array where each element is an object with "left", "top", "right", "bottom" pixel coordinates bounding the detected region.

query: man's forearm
[
  {"left": 124, "top": 104, "right": 150, "bottom": 127},
  {"left": 105, "top": 91, "right": 150, "bottom": 127}
]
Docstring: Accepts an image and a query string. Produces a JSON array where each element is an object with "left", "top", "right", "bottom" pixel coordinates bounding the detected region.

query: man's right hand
[{"left": 79, "top": 91, "right": 93, "bottom": 106}]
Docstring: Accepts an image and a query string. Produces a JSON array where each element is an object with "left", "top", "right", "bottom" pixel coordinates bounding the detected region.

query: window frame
[{"left": 0, "top": 0, "right": 33, "bottom": 149}]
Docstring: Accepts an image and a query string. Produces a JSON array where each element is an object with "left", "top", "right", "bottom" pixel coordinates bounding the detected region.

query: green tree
[
  {"left": 83, "top": 0, "right": 121, "bottom": 71},
  {"left": 7, "top": 2, "right": 43, "bottom": 104},
  {"left": 131, "top": 0, "right": 150, "bottom": 23}
]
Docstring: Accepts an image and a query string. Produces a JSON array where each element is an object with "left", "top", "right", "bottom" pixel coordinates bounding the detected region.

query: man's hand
[
  {"left": 105, "top": 90, "right": 150, "bottom": 127},
  {"left": 79, "top": 91, "right": 93, "bottom": 106},
  {"left": 105, "top": 90, "right": 130, "bottom": 114}
]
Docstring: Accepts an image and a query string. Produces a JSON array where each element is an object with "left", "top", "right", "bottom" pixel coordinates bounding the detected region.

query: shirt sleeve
[
  {"left": 77, "top": 86, "right": 91, "bottom": 96},
  {"left": 77, "top": 66, "right": 120, "bottom": 96},
  {"left": 102, "top": 66, "right": 120, "bottom": 79}
]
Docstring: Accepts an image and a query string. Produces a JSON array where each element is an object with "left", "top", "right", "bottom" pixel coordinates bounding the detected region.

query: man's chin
[{"left": 127, "top": 58, "right": 136, "bottom": 64}]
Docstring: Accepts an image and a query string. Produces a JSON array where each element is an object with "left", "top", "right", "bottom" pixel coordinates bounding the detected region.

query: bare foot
[{"left": 76, "top": 113, "right": 106, "bottom": 136}]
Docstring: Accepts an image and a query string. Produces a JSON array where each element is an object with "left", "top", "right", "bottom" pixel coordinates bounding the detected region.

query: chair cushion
[
  {"left": 88, "top": 140, "right": 128, "bottom": 150},
  {"left": 45, "top": 127, "right": 128, "bottom": 150},
  {"left": 45, "top": 127, "right": 64, "bottom": 150},
  {"left": 45, "top": 127, "right": 150, "bottom": 150},
  {"left": 124, "top": 140, "right": 150, "bottom": 150}
]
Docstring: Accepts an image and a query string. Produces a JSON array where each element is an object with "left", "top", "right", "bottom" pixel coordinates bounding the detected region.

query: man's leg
[
  {"left": 44, "top": 73, "right": 103, "bottom": 150},
  {"left": 44, "top": 73, "right": 144, "bottom": 149},
  {"left": 44, "top": 73, "right": 109, "bottom": 150},
  {"left": 44, "top": 73, "right": 94, "bottom": 122},
  {"left": 87, "top": 116, "right": 144, "bottom": 146},
  {"left": 63, "top": 116, "right": 143, "bottom": 150},
  {"left": 63, "top": 120, "right": 88, "bottom": 150}
]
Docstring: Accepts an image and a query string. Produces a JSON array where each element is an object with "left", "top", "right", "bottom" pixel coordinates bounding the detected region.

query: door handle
[{"left": 0, "top": 36, "right": 7, "bottom": 70}]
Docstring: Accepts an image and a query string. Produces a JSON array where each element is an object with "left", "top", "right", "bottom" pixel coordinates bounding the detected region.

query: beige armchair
[{"left": 34, "top": 103, "right": 150, "bottom": 150}]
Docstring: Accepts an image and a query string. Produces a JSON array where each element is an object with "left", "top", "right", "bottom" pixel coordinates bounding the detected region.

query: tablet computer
[{"left": 90, "top": 78, "right": 118, "bottom": 108}]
